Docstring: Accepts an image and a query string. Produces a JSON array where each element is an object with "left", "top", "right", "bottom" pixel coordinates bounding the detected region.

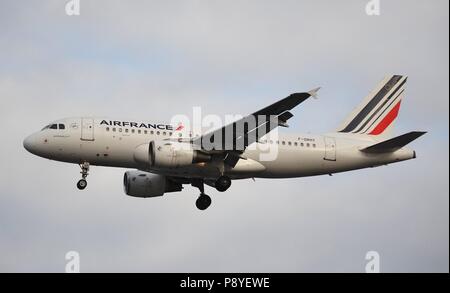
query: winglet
[{"left": 308, "top": 87, "right": 321, "bottom": 99}]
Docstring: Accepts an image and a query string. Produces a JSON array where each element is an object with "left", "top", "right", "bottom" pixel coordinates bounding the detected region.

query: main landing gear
[
  {"left": 191, "top": 176, "right": 232, "bottom": 210},
  {"left": 215, "top": 176, "right": 232, "bottom": 192},
  {"left": 196, "top": 194, "right": 212, "bottom": 211},
  {"left": 192, "top": 179, "right": 212, "bottom": 211},
  {"left": 77, "top": 162, "right": 90, "bottom": 190}
]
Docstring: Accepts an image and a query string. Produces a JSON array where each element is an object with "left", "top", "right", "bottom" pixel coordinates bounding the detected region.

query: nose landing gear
[{"left": 77, "top": 162, "right": 90, "bottom": 190}]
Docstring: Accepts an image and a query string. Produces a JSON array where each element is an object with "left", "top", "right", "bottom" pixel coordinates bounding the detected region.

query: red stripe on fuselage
[{"left": 369, "top": 101, "right": 402, "bottom": 135}]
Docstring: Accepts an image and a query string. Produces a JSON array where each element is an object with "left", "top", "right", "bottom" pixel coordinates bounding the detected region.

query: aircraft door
[
  {"left": 324, "top": 136, "right": 336, "bottom": 161},
  {"left": 81, "top": 118, "right": 95, "bottom": 141}
]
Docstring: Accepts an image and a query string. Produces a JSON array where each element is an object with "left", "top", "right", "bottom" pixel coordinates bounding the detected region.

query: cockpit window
[{"left": 42, "top": 123, "right": 65, "bottom": 131}]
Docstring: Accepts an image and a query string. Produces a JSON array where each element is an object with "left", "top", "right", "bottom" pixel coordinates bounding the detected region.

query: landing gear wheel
[
  {"left": 196, "top": 194, "right": 212, "bottom": 210},
  {"left": 77, "top": 179, "right": 87, "bottom": 190},
  {"left": 77, "top": 162, "right": 90, "bottom": 190},
  {"left": 215, "top": 176, "right": 232, "bottom": 192}
]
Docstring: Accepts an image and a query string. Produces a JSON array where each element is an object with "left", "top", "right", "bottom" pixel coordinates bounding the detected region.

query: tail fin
[
  {"left": 360, "top": 131, "right": 427, "bottom": 153},
  {"left": 337, "top": 75, "right": 407, "bottom": 137}
]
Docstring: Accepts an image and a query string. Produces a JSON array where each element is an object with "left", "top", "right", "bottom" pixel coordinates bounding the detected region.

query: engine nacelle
[
  {"left": 123, "top": 171, "right": 182, "bottom": 198},
  {"left": 134, "top": 141, "right": 211, "bottom": 169}
]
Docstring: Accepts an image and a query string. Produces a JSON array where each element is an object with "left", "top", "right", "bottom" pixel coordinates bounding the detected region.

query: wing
[{"left": 191, "top": 89, "right": 319, "bottom": 166}]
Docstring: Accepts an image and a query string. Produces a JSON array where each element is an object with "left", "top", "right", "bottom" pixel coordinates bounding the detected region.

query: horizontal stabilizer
[{"left": 361, "top": 131, "right": 427, "bottom": 153}]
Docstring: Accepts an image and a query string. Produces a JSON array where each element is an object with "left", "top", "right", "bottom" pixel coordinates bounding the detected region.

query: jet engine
[
  {"left": 123, "top": 171, "right": 182, "bottom": 198},
  {"left": 133, "top": 141, "right": 211, "bottom": 169}
]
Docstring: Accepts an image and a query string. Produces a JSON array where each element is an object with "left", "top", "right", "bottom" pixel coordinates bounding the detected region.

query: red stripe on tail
[{"left": 369, "top": 101, "right": 402, "bottom": 135}]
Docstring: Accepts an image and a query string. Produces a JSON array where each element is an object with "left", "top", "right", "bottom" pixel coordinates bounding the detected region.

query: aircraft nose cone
[{"left": 23, "top": 134, "right": 36, "bottom": 154}]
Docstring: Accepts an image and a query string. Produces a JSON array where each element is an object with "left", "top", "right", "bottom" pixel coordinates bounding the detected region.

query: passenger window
[
  {"left": 294, "top": 142, "right": 298, "bottom": 146},
  {"left": 288, "top": 141, "right": 292, "bottom": 146},
  {"left": 106, "top": 127, "right": 110, "bottom": 131},
  {"left": 301, "top": 143, "right": 304, "bottom": 147},
  {"left": 112, "top": 128, "right": 116, "bottom": 132},
  {"left": 150, "top": 131, "right": 154, "bottom": 135},
  {"left": 138, "top": 130, "right": 141, "bottom": 134},
  {"left": 131, "top": 129, "right": 135, "bottom": 133},
  {"left": 282, "top": 141, "right": 285, "bottom": 145},
  {"left": 119, "top": 128, "right": 122, "bottom": 132},
  {"left": 157, "top": 131, "right": 160, "bottom": 135},
  {"left": 125, "top": 129, "right": 129, "bottom": 133},
  {"left": 306, "top": 143, "right": 310, "bottom": 147},
  {"left": 144, "top": 130, "right": 148, "bottom": 134}
]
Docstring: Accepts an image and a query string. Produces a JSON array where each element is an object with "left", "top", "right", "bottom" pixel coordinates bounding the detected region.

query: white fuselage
[{"left": 23, "top": 117, "right": 416, "bottom": 180}]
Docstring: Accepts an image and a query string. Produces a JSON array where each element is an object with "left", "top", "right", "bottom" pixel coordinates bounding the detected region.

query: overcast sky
[{"left": 0, "top": 0, "right": 448, "bottom": 272}]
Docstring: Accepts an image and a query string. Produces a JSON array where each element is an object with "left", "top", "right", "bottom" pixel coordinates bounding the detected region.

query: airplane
[{"left": 23, "top": 75, "right": 426, "bottom": 210}]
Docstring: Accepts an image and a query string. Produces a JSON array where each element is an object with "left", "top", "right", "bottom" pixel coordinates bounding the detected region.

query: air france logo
[
  {"left": 175, "top": 123, "right": 184, "bottom": 131},
  {"left": 100, "top": 120, "right": 174, "bottom": 131}
]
